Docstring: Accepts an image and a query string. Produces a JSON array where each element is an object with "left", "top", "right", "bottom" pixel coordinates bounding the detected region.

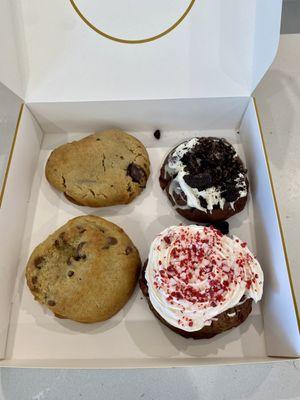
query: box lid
[{"left": 0, "top": 0, "right": 282, "bottom": 102}]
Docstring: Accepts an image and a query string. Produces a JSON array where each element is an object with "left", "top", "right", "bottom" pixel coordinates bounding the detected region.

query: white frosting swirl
[
  {"left": 165, "top": 138, "right": 247, "bottom": 213},
  {"left": 145, "top": 226, "right": 263, "bottom": 332}
]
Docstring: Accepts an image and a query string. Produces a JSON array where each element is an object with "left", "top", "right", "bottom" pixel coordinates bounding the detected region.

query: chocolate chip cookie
[
  {"left": 160, "top": 137, "right": 248, "bottom": 222},
  {"left": 45, "top": 130, "right": 150, "bottom": 207},
  {"left": 26, "top": 216, "right": 141, "bottom": 323}
]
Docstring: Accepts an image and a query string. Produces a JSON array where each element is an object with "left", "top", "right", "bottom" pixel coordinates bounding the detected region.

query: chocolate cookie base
[
  {"left": 140, "top": 261, "right": 253, "bottom": 339},
  {"left": 160, "top": 164, "right": 248, "bottom": 223}
]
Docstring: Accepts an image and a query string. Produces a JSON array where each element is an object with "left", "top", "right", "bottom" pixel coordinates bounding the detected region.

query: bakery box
[{"left": 0, "top": 0, "right": 299, "bottom": 368}]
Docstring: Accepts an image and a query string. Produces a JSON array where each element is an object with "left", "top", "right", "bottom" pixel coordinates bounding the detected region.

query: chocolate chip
[
  {"left": 67, "top": 270, "right": 74, "bottom": 277},
  {"left": 67, "top": 257, "right": 73, "bottom": 265},
  {"left": 31, "top": 276, "right": 38, "bottom": 284},
  {"left": 154, "top": 130, "right": 161, "bottom": 140},
  {"left": 108, "top": 237, "right": 118, "bottom": 246},
  {"left": 77, "top": 226, "right": 86, "bottom": 234},
  {"left": 59, "top": 232, "right": 67, "bottom": 242},
  {"left": 127, "top": 163, "right": 146, "bottom": 184},
  {"left": 210, "top": 221, "right": 229, "bottom": 235},
  {"left": 47, "top": 300, "right": 56, "bottom": 307},
  {"left": 34, "top": 257, "right": 44, "bottom": 269},
  {"left": 96, "top": 138, "right": 101, "bottom": 141},
  {"left": 102, "top": 237, "right": 118, "bottom": 250},
  {"left": 54, "top": 232, "right": 67, "bottom": 249},
  {"left": 77, "top": 242, "right": 86, "bottom": 253},
  {"left": 125, "top": 246, "right": 133, "bottom": 255}
]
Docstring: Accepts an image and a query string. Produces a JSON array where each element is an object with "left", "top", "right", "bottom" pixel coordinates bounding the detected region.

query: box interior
[{"left": 1, "top": 97, "right": 298, "bottom": 368}]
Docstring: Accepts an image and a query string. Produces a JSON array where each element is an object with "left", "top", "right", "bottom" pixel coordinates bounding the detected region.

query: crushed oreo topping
[
  {"left": 77, "top": 226, "right": 86, "bottom": 234},
  {"left": 178, "top": 138, "right": 247, "bottom": 203}
]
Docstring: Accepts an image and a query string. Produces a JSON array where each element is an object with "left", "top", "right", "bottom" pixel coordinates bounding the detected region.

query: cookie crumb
[{"left": 154, "top": 130, "right": 161, "bottom": 140}]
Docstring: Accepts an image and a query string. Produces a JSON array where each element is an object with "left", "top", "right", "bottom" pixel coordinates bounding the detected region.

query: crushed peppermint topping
[{"left": 146, "top": 225, "right": 263, "bottom": 331}]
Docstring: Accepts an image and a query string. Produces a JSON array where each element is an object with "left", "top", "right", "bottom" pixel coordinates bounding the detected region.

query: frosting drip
[{"left": 145, "top": 225, "right": 263, "bottom": 332}]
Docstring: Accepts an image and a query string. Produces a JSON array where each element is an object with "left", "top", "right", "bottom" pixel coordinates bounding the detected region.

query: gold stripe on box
[
  {"left": 69, "top": 0, "right": 196, "bottom": 44},
  {"left": 254, "top": 97, "right": 300, "bottom": 331},
  {"left": 0, "top": 104, "right": 24, "bottom": 207}
]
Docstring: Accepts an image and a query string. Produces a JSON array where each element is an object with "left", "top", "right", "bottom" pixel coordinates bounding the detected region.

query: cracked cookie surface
[
  {"left": 45, "top": 130, "right": 150, "bottom": 207},
  {"left": 25, "top": 215, "right": 141, "bottom": 323}
]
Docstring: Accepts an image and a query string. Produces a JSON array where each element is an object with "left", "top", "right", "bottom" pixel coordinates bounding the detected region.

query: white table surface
[{"left": 0, "top": 34, "right": 299, "bottom": 400}]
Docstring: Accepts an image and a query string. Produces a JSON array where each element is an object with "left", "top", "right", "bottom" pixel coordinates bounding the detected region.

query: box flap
[
  {"left": 0, "top": 0, "right": 25, "bottom": 99},
  {"left": 21, "top": 0, "right": 282, "bottom": 102}
]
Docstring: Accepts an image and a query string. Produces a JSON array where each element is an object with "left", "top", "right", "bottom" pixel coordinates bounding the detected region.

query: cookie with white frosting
[
  {"left": 140, "top": 225, "right": 263, "bottom": 339},
  {"left": 160, "top": 137, "right": 248, "bottom": 222}
]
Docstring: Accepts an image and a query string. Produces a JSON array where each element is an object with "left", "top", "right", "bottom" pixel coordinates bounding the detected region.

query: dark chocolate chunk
[
  {"left": 67, "top": 270, "right": 74, "bottom": 277},
  {"left": 127, "top": 163, "right": 146, "bottom": 184},
  {"left": 34, "top": 256, "right": 44, "bottom": 269},
  {"left": 154, "top": 130, "right": 161, "bottom": 140},
  {"left": 199, "top": 196, "right": 208, "bottom": 208},
  {"left": 210, "top": 221, "right": 229, "bottom": 235},
  {"left": 47, "top": 300, "right": 56, "bottom": 307}
]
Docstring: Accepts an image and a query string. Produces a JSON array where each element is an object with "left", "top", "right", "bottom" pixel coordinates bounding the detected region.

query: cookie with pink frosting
[{"left": 140, "top": 225, "right": 263, "bottom": 339}]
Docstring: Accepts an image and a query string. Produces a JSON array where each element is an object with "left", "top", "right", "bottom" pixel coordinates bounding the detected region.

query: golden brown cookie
[
  {"left": 26, "top": 216, "right": 141, "bottom": 323},
  {"left": 45, "top": 130, "right": 150, "bottom": 207}
]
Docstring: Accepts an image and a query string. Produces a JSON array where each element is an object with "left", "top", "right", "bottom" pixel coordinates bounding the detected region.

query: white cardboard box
[{"left": 0, "top": 0, "right": 299, "bottom": 368}]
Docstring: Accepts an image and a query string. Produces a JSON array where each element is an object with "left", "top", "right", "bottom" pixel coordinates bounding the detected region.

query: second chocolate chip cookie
[{"left": 46, "top": 130, "right": 150, "bottom": 207}]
